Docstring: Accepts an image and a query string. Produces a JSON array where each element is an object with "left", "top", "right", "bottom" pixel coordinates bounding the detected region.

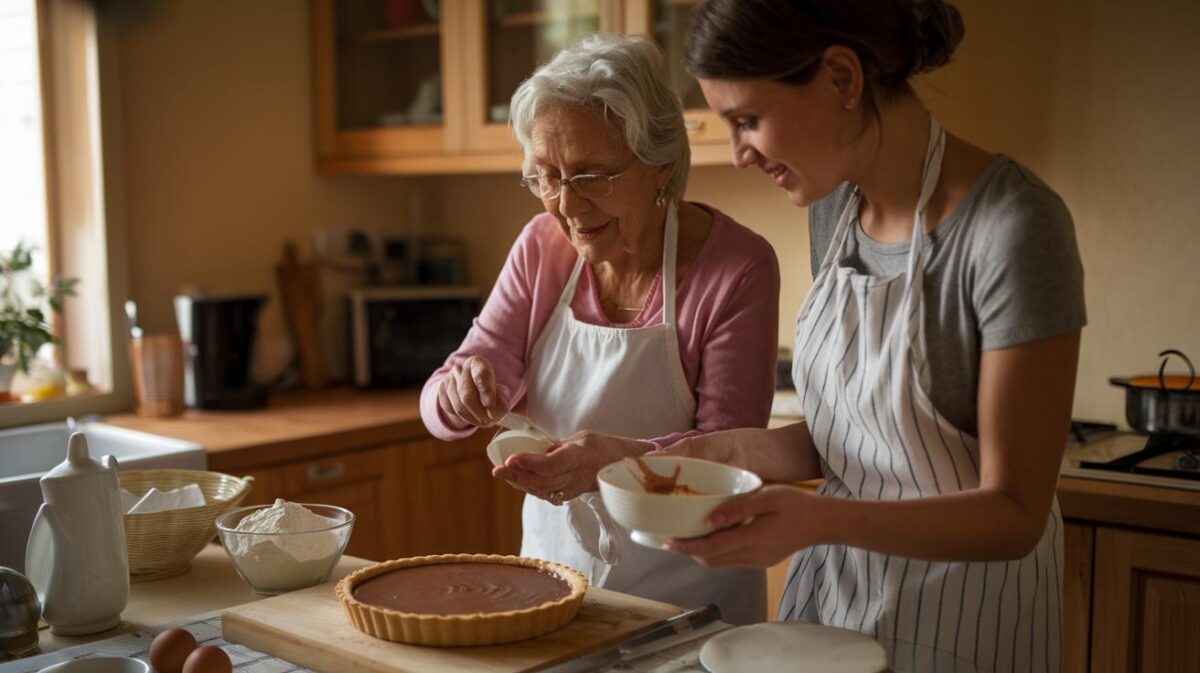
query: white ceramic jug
[{"left": 25, "top": 432, "right": 129, "bottom": 635}]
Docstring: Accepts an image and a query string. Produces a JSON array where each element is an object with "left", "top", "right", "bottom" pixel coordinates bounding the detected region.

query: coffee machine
[{"left": 174, "top": 294, "right": 268, "bottom": 409}]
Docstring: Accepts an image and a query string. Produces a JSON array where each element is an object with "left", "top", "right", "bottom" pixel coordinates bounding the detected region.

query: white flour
[{"left": 225, "top": 499, "right": 344, "bottom": 592}]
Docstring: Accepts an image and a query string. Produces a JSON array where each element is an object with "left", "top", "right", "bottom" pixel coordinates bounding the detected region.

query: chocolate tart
[{"left": 335, "top": 554, "right": 588, "bottom": 646}]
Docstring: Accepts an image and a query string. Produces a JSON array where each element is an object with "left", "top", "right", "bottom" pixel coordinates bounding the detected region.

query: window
[
  {"left": 0, "top": 0, "right": 130, "bottom": 428},
  {"left": 0, "top": 0, "right": 49, "bottom": 263}
]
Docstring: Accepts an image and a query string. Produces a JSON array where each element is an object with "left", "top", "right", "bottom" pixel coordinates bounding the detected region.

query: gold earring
[{"left": 655, "top": 186, "right": 667, "bottom": 207}]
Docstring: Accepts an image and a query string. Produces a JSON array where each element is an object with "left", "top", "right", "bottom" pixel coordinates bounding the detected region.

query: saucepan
[{"left": 1109, "top": 349, "right": 1200, "bottom": 436}]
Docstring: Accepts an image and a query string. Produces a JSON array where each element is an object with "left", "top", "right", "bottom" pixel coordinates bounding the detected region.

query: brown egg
[
  {"left": 149, "top": 628, "right": 198, "bottom": 673},
  {"left": 182, "top": 645, "right": 233, "bottom": 673}
]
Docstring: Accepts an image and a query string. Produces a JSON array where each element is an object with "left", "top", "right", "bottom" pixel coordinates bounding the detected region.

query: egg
[
  {"left": 182, "top": 645, "right": 233, "bottom": 673},
  {"left": 149, "top": 628, "right": 198, "bottom": 673}
]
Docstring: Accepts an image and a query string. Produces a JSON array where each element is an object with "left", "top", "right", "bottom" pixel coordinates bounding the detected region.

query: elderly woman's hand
[
  {"left": 492, "top": 431, "right": 655, "bottom": 505},
  {"left": 664, "top": 428, "right": 768, "bottom": 473},
  {"left": 437, "top": 355, "right": 506, "bottom": 429},
  {"left": 663, "top": 485, "right": 823, "bottom": 568}
]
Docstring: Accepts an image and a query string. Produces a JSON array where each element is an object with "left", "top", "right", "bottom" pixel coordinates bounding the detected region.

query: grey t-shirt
[{"left": 807, "top": 155, "right": 1086, "bottom": 436}]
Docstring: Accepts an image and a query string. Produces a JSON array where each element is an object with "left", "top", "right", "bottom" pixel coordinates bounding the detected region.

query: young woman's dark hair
[{"left": 686, "top": 0, "right": 965, "bottom": 120}]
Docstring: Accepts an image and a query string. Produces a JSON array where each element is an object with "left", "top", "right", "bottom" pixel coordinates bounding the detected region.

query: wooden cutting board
[{"left": 222, "top": 581, "right": 682, "bottom": 673}]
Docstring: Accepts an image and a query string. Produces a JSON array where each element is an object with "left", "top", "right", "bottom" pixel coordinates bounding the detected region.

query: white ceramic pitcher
[{"left": 25, "top": 432, "right": 129, "bottom": 635}]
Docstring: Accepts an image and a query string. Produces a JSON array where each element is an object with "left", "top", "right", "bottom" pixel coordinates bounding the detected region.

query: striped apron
[{"left": 779, "top": 117, "right": 1063, "bottom": 672}]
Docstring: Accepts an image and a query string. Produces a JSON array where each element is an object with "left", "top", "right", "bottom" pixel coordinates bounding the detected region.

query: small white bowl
[
  {"left": 486, "top": 429, "right": 554, "bottom": 467},
  {"left": 597, "top": 455, "right": 762, "bottom": 548},
  {"left": 37, "top": 657, "right": 150, "bottom": 673}
]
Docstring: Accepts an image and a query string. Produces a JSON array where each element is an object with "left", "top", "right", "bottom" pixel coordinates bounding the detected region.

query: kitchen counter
[
  {"left": 103, "top": 388, "right": 1200, "bottom": 535},
  {"left": 103, "top": 388, "right": 427, "bottom": 472},
  {"left": 14, "top": 545, "right": 717, "bottom": 673},
  {"left": 28, "top": 544, "right": 372, "bottom": 656}
]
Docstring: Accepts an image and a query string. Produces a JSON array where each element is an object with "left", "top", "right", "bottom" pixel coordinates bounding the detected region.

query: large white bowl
[{"left": 597, "top": 455, "right": 762, "bottom": 548}]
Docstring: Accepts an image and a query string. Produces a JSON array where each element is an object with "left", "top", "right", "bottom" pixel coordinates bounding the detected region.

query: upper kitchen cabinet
[
  {"left": 622, "top": 0, "right": 730, "bottom": 163},
  {"left": 313, "top": 0, "right": 731, "bottom": 174},
  {"left": 461, "top": 0, "right": 624, "bottom": 153},
  {"left": 313, "top": 0, "right": 450, "bottom": 165}
]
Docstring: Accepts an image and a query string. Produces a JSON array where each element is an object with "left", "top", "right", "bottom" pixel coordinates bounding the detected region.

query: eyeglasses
[{"left": 519, "top": 167, "right": 631, "bottom": 201}]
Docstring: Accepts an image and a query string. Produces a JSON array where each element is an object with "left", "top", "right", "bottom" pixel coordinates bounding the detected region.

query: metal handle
[
  {"left": 306, "top": 461, "right": 345, "bottom": 482},
  {"left": 1157, "top": 349, "right": 1195, "bottom": 391}
]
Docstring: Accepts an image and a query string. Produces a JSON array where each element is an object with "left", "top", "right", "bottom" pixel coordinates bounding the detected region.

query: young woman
[{"left": 665, "top": 1, "right": 1085, "bottom": 669}]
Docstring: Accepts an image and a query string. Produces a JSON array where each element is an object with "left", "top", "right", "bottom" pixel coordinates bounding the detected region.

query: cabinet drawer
[{"left": 277, "top": 448, "right": 390, "bottom": 491}]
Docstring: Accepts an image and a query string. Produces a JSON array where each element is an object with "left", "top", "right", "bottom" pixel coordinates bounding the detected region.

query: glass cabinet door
[
  {"left": 625, "top": 0, "right": 729, "bottom": 147},
  {"left": 314, "top": 0, "right": 447, "bottom": 160},
  {"left": 463, "top": 0, "right": 620, "bottom": 152}
]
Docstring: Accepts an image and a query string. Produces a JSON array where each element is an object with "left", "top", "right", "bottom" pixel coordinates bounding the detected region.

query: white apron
[
  {"left": 522, "top": 201, "right": 766, "bottom": 625},
  {"left": 780, "top": 118, "right": 1062, "bottom": 671}
]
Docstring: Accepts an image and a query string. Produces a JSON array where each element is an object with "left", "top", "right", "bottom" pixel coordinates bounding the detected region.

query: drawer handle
[
  {"left": 306, "top": 462, "right": 346, "bottom": 482},
  {"left": 684, "top": 119, "right": 705, "bottom": 132}
]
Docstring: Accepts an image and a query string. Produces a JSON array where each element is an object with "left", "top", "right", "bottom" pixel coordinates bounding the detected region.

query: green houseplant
[{"left": 1, "top": 242, "right": 78, "bottom": 393}]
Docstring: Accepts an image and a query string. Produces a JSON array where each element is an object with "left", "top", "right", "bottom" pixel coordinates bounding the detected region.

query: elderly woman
[{"left": 419, "top": 34, "right": 779, "bottom": 624}]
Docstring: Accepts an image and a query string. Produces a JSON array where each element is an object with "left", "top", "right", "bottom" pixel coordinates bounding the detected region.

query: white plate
[{"left": 700, "top": 622, "right": 888, "bottom": 673}]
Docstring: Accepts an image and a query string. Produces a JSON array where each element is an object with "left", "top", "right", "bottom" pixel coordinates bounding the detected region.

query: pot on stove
[{"left": 1110, "top": 349, "right": 1200, "bottom": 436}]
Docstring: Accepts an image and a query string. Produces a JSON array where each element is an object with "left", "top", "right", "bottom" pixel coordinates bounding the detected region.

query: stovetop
[{"left": 1061, "top": 425, "right": 1200, "bottom": 492}]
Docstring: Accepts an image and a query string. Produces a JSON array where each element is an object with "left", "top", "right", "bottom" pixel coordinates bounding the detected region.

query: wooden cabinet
[
  {"left": 239, "top": 444, "right": 403, "bottom": 561},
  {"left": 1090, "top": 527, "right": 1200, "bottom": 673},
  {"left": 460, "top": 0, "right": 623, "bottom": 154},
  {"left": 313, "top": 0, "right": 450, "bottom": 162},
  {"left": 313, "top": 0, "right": 732, "bottom": 174},
  {"left": 238, "top": 433, "right": 524, "bottom": 562},
  {"left": 402, "top": 432, "right": 525, "bottom": 556},
  {"left": 1063, "top": 522, "right": 1095, "bottom": 673},
  {"left": 623, "top": 0, "right": 727, "bottom": 150}
]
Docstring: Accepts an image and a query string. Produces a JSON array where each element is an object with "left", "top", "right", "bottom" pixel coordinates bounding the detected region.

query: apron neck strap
[
  {"left": 660, "top": 199, "right": 680, "bottom": 326},
  {"left": 815, "top": 115, "right": 946, "bottom": 281},
  {"left": 905, "top": 115, "right": 946, "bottom": 283},
  {"left": 558, "top": 200, "right": 681, "bottom": 328}
]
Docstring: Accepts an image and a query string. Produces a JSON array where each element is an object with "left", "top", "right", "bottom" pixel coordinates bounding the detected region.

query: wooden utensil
[
  {"left": 222, "top": 581, "right": 682, "bottom": 673},
  {"left": 275, "top": 241, "right": 327, "bottom": 389}
]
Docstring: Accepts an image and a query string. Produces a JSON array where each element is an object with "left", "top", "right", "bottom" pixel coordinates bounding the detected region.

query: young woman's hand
[
  {"left": 436, "top": 355, "right": 506, "bottom": 428},
  {"left": 664, "top": 485, "right": 824, "bottom": 568},
  {"left": 493, "top": 432, "right": 655, "bottom": 505}
]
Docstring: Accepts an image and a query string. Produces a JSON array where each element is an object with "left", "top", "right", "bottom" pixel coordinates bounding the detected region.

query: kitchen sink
[{"left": 0, "top": 419, "right": 206, "bottom": 573}]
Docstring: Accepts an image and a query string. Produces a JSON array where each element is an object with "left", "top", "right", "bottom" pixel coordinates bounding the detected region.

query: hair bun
[{"left": 912, "top": 0, "right": 965, "bottom": 74}]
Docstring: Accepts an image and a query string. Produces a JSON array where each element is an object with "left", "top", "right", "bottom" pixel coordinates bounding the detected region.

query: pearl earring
[{"left": 845, "top": 98, "right": 857, "bottom": 110}]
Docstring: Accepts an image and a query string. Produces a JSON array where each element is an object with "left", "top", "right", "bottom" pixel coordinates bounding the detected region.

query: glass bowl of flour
[{"left": 216, "top": 499, "right": 354, "bottom": 595}]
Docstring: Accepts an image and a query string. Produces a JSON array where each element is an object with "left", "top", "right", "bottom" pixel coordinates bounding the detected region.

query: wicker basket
[{"left": 119, "top": 469, "right": 254, "bottom": 582}]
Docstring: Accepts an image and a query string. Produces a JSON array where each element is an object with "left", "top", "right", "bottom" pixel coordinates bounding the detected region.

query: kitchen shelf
[
  {"left": 350, "top": 24, "right": 440, "bottom": 42},
  {"left": 496, "top": 11, "right": 600, "bottom": 28}
]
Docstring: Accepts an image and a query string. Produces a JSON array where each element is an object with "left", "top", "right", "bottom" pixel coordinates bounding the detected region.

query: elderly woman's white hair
[{"left": 510, "top": 33, "right": 690, "bottom": 200}]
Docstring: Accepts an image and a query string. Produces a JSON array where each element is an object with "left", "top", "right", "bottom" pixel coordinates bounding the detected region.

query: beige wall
[
  {"left": 117, "top": 0, "right": 1199, "bottom": 426},
  {"left": 116, "top": 0, "right": 415, "bottom": 379}
]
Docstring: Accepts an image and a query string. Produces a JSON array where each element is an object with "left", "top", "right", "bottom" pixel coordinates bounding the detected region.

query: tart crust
[{"left": 336, "top": 554, "right": 588, "bottom": 646}]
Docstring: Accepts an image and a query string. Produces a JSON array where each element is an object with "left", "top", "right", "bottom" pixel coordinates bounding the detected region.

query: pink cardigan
[{"left": 420, "top": 205, "right": 780, "bottom": 447}]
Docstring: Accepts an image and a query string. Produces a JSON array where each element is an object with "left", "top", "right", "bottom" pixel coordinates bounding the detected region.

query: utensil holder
[{"left": 129, "top": 334, "right": 184, "bottom": 417}]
